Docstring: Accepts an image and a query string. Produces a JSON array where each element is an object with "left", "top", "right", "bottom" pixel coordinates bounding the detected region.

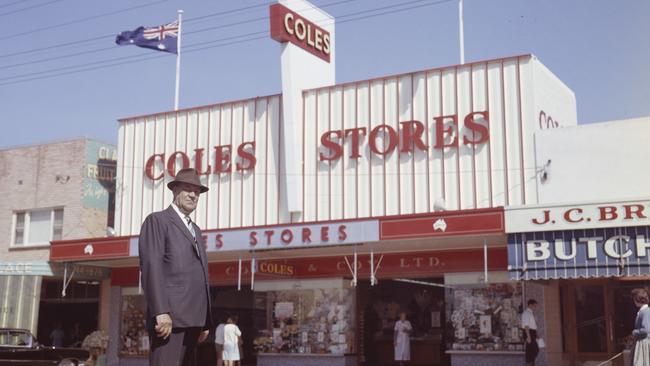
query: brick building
[{"left": 0, "top": 138, "right": 116, "bottom": 346}]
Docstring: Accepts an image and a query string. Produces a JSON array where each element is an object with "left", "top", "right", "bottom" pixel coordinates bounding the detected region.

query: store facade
[
  {"left": 506, "top": 198, "right": 650, "bottom": 366},
  {"left": 48, "top": 2, "right": 580, "bottom": 366},
  {"left": 0, "top": 138, "right": 116, "bottom": 345}
]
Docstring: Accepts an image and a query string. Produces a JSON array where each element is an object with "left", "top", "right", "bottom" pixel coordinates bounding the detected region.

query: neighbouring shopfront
[
  {"left": 0, "top": 261, "right": 110, "bottom": 346},
  {"left": 47, "top": 1, "right": 580, "bottom": 365},
  {"left": 506, "top": 198, "right": 650, "bottom": 366}
]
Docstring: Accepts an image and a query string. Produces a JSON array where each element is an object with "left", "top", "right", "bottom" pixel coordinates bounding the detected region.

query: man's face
[{"left": 172, "top": 183, "right": 201, "bottom": 214}]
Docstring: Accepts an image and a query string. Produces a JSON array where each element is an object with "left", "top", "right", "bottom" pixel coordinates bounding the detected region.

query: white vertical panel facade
[
  {"left": 300, "top": 55, "right": 575, "bottom": 222},
  {"left": 116, "top": 95, "right": 284, "bottom": 236},
  {"left": 115, "top": 55, "right": 576, "bottom": 236}
]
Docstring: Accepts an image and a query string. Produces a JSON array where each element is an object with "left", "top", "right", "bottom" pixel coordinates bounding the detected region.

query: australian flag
[{"left": 116, "top": 20, "right": 179, "bottom": 54}]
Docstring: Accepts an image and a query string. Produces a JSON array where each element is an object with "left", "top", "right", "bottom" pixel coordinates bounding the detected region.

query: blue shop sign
[{"left": 508, "top": 226, "right": 650, "bottom": 280}]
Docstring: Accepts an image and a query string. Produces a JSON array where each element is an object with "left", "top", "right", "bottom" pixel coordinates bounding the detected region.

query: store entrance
[
  {"left": 561, "top": 279, "right": 649, "bottom": 366},
  {"left": 358, "top": 278, "right": 447, "bottom": 366},
  {"left": 196, "top": 285, "right": 263, "bottom": 366},
  {"left": 36, "top": 278, "right": 100, "bottom": 347}
]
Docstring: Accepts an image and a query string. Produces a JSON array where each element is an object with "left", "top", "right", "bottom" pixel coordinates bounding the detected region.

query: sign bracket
[
  {"left": 343, "top": 250, "right": 358, "bottom": 287},
  {"left": 61, "top": 263, "right": 78, "bottom": 297}
]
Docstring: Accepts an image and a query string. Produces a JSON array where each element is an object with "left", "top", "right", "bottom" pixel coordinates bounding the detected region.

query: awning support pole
[
  {"left": 484, "top": 239, "right": 489, "bottom": 283},
  {"left": 250, "top": 257, "right": 256, "bottom": 291},
  {"left": 370, "top": 250, "right": 375, "bottom": 286},
  {"left": 370, "top": 251, "right": 384, "bottom": 286},
  {"left": 237, "top": 257, "right": 242, "bottom": 291},
  {"left": 343, "top": 250, "right": 359, "bottom": 287},
  {"left": 61, "top": 263, "right": 77, "bottom": 297},
  {"left": 353, "top": 250, "right": 358, "bottom": 287}
]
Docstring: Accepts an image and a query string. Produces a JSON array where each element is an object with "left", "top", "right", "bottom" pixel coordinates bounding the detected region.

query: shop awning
[{"left": 508, "top": 225, "right": 650, "bottom": 280}]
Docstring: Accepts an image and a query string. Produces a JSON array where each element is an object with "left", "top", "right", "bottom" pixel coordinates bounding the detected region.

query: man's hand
[
  {"left": 155, "top": 313, "right": 172, "bottom": 339},
  {"left": 198, "top": 330, "right": 209, "bottom": 343}
]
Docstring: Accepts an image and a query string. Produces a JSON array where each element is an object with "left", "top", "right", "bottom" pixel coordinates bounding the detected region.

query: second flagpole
[{"left": 174, "top": 9, "right": 183, "bottom": 111}]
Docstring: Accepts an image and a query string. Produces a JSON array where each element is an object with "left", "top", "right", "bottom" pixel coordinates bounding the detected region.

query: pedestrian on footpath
[
  {"left": 214, "top": 318, "right": 226, "bottom": 366},
  {"left": 522, "top": 299, "right": 539, "bottom": 366},
  {"left": 223, "top": 315, "right": 242, "bottom": 366},
  {"left": 633, "top": 289, "right": 650, "bottom": 366}
]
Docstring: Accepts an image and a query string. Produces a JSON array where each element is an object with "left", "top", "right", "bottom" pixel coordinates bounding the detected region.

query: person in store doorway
[
  {"left": 138, "top": 168, "right": 213, "bottom": 366},
  {"left": 214, "top": 317, "right": 226, "bottom": 366},
  {"left": 522, "top": 299, "right": 539, "bottom": 366},
  {"left": 394, "top": 311, "right": 413, "bottom": 366},
  {"left": 632, "top": 289, "right": 650, "bottom": 366},
  {"left": 223, "top": 315, "right": 242, "bottom": 366},
  {"left": 49, "top": 322, "right": 65, "bottom": 347}
]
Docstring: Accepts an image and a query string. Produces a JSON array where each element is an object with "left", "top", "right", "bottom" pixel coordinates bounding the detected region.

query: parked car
[{"left": 0, "top": 328, "right": 89, "bottom": 366}]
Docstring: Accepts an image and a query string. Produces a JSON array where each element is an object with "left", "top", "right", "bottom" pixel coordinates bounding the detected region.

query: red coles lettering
[{"left": 316, "top": 112, "right": 489, "bottom": 162}]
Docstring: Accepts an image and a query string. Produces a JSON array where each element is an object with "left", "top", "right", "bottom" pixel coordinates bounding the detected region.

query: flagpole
[
  {"left": 174, "top": 9, "right": 183, "bottom": 111},
  {"left": 458, "top": 0, "right": 465, "bottom": 64}
]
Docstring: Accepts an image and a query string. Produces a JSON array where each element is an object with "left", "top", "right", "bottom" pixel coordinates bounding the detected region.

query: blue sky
[{"left": 0, "top": 0, "right": 647, "bottom": 148}]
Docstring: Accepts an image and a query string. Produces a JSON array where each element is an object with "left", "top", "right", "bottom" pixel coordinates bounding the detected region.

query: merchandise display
[
  {"left": 119, "top": 295, "right": 149, "bottom": 356},
  {"left": 447, "top": 283, "right": 524, "bottom": 352},
  {"left": 253, "top": 288, "right": 355, "bottom": 354}
]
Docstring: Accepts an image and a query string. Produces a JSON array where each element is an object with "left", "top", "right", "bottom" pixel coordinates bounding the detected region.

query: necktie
[
  {"left": 185, "top": 216, "right": 200, "bottom": 256},
  {"left": 184, "top": 216, "right": 196, "bottom": 237}
]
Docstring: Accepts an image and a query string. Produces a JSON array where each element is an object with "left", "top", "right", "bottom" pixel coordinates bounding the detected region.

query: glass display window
[
  {"left": 446, "top": 282, "right": 524, "bottom": 352},
  {"left": 253, "top": 281, "right": 355, "bottom": 355},
  {"left": 119, "top": 294, "right": 149, "bottom": 356}
]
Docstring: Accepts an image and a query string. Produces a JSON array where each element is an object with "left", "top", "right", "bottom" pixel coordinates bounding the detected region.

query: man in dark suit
[{"left": 139, "top": 168, "right": 213, "bottom": 366}]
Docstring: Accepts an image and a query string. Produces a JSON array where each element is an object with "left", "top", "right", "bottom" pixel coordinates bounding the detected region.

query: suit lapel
[{"left": 165, "top": 206, "right": 197, "bottom": 247}]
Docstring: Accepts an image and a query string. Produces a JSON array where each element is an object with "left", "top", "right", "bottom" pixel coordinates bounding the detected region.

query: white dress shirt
[
  {"left": 521, "top": 308, "right": 537, "bottom": 330},
  {"left": 171, "top": 203, "right": 194, "bottom": 236},
  {"left": 215, "top": 323, "right": 225, "bottom": 345}
]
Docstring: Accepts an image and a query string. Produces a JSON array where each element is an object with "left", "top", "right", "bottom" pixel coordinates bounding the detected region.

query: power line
[
  {"left": 0, "top": 0, "right": 30, "bottom": 10},
  {"left": 0, "top": 30, "right": 268, "bottom": 81},
  {"left": 0, "top": 0, "right": 358, "bottom": 66},
  {"left": 184, "top": 1, "right": 273, "bottom": 24},
  {"left": 0, "top": 0, "right": 169, "bottom": 41},
  {"left": 0, "top": 33, "right": 113, "bottom": 59},
  {"left": 0, "top": 35, "right": 268, "bottom": 86},
  {"left": 0, "top": 0, "right": 63, "bottom": 17},
  {"left": 185, "top": 0, "right": 359, "bottom": 37},
  {"left": 0, "top": 0, "right": 454, "bottom": 86},
  {"left": 0, "top": 0, "right": 348, "bottom": 59}
]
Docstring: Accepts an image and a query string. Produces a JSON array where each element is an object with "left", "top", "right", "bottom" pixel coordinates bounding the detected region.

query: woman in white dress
[
  {"left": 394, "top": 312, "right": 412, "bottom": 366},
  {"left": 223, "top": 316, "right": 242, "bottom": 366}
]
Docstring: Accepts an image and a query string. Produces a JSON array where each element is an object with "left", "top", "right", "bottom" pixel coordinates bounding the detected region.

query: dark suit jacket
[{"left": 138, "top": 206, "right": 212, "bottom": 330}]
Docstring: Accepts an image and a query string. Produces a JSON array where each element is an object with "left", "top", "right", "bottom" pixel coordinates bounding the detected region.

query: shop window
[
  {"left": 254, "top": 287, "right": 355, "bottom": 354},
  {"left": 119, "top": 294, "right": 149, "bottom": 356},
  {"left": 574, "top": 285, "right": 607, "bottom": 353},
  {"left": 447, "top": 283, "right": 524, "bottom": 352},
  {"left": 12, "top": 208, "right": 64, "bottom": 246}
]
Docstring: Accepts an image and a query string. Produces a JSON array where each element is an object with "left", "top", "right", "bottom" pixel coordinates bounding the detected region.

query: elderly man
[{"left": 139, "top": 168, "right": 212, "bottom": 366}]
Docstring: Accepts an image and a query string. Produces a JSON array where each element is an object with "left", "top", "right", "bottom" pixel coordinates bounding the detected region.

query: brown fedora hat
[{"left": 167, "top": 168, "right": 209, "bottom": 193}]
